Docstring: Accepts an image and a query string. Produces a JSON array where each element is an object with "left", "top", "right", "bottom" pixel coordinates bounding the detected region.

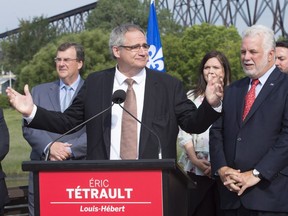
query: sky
[
  {"left": 0, "top": 0, "right": 97, "bottom": 33},
  {"left": 0, "top": 0, "right": 285, "bottom": 37}
]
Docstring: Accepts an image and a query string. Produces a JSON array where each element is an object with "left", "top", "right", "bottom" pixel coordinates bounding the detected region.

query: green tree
[
  {"left": 17, "top": 23, "right": 243, "bottom": 92},
  {"left": 17, "top": 29, "right": 115, "bottom": 91},
  {"left": 85, "top": 0, "right": 148, "bottom": 31},
  {"left": 85, "top": 0, "right": 182, "bottom": 35},
  {"left": 0, "top": 94, "right": 10, "bottom": 108},
  {"left": 161, "top": 33, "right": 183, "bottom": 80},
  {"left": 0, "top": 16, "right": 57, "bottom": 76},
  {"left": 163, "top": 23, "right": 243, "bottom": 90}
]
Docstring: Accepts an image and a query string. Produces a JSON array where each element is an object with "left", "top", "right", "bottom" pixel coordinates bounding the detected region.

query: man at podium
[{"left": 7, "top": 23, "right": 223, "bottom": 161}]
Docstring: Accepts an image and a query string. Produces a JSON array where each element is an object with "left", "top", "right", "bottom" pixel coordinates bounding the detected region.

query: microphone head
[{"left": 112, "top": 89, "right": 126, "bottom": 104}]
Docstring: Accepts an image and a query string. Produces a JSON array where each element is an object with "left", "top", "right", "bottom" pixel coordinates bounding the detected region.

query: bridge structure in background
[
  {"left": 0, "top": 2, "right": 97, "bottom": 40},
  {"left": 0, "top": 0, "right": 287, "bottom": 40},
  {"left": 160, "top": 0, "right": 288, "bottom": 38}
]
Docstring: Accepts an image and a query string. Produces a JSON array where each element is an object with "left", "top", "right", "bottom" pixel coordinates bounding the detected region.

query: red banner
[{"left": 39, "top": 170, "right": 163, "bottom": 215}]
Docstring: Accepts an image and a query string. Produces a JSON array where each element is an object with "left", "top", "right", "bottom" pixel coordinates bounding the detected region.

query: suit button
[{"left": 237, "top": 137, "right": 241, "bottom": 141}]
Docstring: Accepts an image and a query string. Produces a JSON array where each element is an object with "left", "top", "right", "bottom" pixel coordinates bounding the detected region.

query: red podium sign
[{"left": 39, "top": 170, "right": 163, "bottom": 215}]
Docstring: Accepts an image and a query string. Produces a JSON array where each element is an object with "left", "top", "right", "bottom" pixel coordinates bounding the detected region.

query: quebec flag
[{"left": 146, "top": 0, "right": 165, "bottom": 72}]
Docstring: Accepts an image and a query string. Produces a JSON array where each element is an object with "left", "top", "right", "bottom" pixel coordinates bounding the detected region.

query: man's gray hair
[
  {"left": 109, "top": 23, "right": 146, "bottom": 59},
  {"left": 242, "top": 25, "right": 275, "bottom": 53}
]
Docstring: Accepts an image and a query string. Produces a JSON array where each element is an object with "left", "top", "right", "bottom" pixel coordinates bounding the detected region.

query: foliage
[
  {"left": 0, "top": 3, "right": 245, "bottom": 92},
  {"left": 17, "top": 29, "right": 115, "bottom": 91},
  {"left": 0, "top": 0, "right": 183, "bottom": 91},
  {"left": 85, "top": 0, "right": 148, "bottom": 31},
  {"left": 14, "top": 23, "right": 244, "bottom": 92},
  {"left": 276, "top": 36, "right": 288, "bottom": 42},
  {"left": 161, "top": 34, "right": 183, "bottom": 80},
  {"left": 0, "top": 16, "right": 57, "bottom": 78},
  {"left": 85, "top": 0, "right": 182, "bottom": 35},
  {"left": 163, "top": 23, "right": 243, "bottom": 90},
  {"left": 0, "top": 95, "right": 10, "bottom": 108}
]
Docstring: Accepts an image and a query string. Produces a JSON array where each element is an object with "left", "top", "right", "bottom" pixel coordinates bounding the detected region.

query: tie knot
[
  {"left": 125, "top": 78, "right": 135, "bottom": 89},
  {"left": 251, "top": 79, "right": 259, "bottom": 86},
  {"left": 63, "top": 85, "right": 73, "bottom": 91}
]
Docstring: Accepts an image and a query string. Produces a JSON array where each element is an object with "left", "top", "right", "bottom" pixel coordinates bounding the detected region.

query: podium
[{"left": 22, "top": 159, "right": 194, "bottom": 216}]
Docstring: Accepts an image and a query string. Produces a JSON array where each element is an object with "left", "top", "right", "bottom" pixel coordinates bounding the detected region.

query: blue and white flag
[{"left": 146, "top": 0, "right": 165, "bottom": 72}]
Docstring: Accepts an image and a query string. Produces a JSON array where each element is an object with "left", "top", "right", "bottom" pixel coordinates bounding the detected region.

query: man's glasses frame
[
  {"left": 118, "top": 43, "right": 150, "bottom": 52},
  {"left": 54, "top": 58, "right": 78, "bottom": 64}
]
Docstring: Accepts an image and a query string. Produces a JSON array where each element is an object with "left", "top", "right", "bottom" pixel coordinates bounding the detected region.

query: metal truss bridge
[
  {"left": 0, "top": 0, "right": 287, "bottom": 39},
  {"left": 166, "top": 0, "right": 288, "bottom": 37}
]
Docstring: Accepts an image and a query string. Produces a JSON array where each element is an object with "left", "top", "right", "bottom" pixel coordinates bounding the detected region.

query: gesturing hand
[
  {"left": 205, "top": 73, "right": 224, "bottom": 108},
  {"left": 6, "top": 84, "right": 34, "bottom": 117}
]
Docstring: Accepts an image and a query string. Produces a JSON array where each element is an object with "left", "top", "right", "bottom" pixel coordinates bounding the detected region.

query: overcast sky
[
  {"left": 0, "top": 0, "right": 285, "bottom": 37},
  {"left": 0, "top": 0, "right": 97, "bottom": 33}
]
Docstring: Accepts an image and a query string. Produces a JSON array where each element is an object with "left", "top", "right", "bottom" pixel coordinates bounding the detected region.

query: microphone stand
[
  {"left": 118, "top": 104, "right": 162, "bottom": 159},
  {"left": 44, "top": 103, "right": 115, "bottom": 161}
]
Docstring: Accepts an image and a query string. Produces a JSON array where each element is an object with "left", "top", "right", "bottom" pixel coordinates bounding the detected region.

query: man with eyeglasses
[
  {"left": 22, "top": 42, "right": 87, "bottom": 216},
  {"left": 7, "top": 23, "right": 223, "bottom": 161}
]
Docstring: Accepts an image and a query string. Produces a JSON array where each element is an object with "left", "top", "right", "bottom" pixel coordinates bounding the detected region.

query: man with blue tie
[
  {"left": 210, "top": 25, "right": 288, "bottom": 215},
  {"left": 23, "top": 42, "right": 87, "bottom": 216}
]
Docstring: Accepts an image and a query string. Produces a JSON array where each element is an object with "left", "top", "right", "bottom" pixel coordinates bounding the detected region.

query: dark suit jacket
[
  {"left": 0, "top": 109, "right": 10, "bottom": 209},
  {"left": 23, "top": 78, "right": 86, "bottom": 161},
  {"left": 210, "top": 68, "right": 288, "bottom": 212},
  {"left": 28, "top": 67, "right": 221, "bottom": 160}
]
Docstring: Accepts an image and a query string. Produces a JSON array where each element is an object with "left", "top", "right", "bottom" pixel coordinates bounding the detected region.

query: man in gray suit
[{"left": 22, "top": 42, "right": 87, "bottom": 216}]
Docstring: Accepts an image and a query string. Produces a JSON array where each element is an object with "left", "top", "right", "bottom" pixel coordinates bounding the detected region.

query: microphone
[
  {"left": 116, "top": 89, "right": 162, "bottom": 159},
  {"left": 112, "top": 89, "right": 126, "bottom": 104},
  {"left": 44, "top": 89, "right": 126, "bottom": 161}
]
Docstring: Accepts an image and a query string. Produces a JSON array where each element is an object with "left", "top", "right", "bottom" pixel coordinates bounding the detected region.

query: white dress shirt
[{"left": 110, "top": 67, "right": 146, "bottom": 160}]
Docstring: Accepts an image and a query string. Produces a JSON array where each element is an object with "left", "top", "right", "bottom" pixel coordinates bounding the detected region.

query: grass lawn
[{"left": 2, "top": 108, "right": 30, "bottom": 187}]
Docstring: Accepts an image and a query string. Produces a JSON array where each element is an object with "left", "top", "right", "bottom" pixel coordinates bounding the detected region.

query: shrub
[{"left": 0, "top": 94, "right": 11, "bottom": 109}]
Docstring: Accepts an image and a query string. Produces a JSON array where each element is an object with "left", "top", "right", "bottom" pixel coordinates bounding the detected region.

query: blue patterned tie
[{"left": 61, "top": 85, "right": 73, "bottom": 112}]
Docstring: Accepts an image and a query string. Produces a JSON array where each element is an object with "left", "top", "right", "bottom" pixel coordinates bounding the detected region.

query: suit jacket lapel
[
  {"left": 243, "top": 69, "right": 280, "bottom": 123},
  {"left": 51, "top": 78, "right": 84, "bottom": 111},
  {"left": 73, "top": 78, "right": 84, "bottom": 98},
  {"left": 139, "top": 68, "right": 157, "bottom": 157},
  {"left": 49, "top": 81, "right": 61, "bottom": 111},
  {"left": 237, "top": 78, "right": 250, "bottom": 125},
  {"left": 102, "top": 69, "right": 116, "bottom": 156}
]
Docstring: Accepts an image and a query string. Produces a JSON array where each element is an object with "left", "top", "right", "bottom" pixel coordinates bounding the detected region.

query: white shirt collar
[
  {"left": 257, "top": 65, "right": 276, "bottom": 85},
  {"left": 60, "top": 75, "right": 81, "bottom": 90},
  {"left": 115, "top": 66, "right": 146, "bottom": 86}
]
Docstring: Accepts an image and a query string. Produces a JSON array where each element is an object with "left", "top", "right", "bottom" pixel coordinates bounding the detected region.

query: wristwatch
[{"left": 252, "top": 169, "right": 263, "bottom": 180}]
